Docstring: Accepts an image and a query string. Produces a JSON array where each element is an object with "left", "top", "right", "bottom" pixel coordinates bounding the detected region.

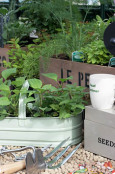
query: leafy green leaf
[
  {"left": 76, "top": 104, "right": 85, "bottom": 109},
  {"left": 33, "top": 112, "right": 40, "bottom": 117},
  {"left": 42, "top": 73, "right": 58, "bottom": 82},
  {"left": 59, "top": 99, "right": 70, "bottom": 105},
  {"left": 59, "top": 76, "right": 73, "bottom": 83},
  {"left": 59, "top": 108, "right": 70, "bottom": 119},
  {"left": 50, "top": 86, "right": 58, "bottom": 92},
  {"left": 28, "top": 79, "right": 42, "bottom": 89},
  {"left": 0, "top": 91, "right": 9, "bottom": 96},
  {"left": 42, "top": 84, "right": 52, "bottom": 90},
  {"left": 0, "top": 97, "right": 11, "bottom": 106},
  {"left": 39, "top": 107, "right": 47, "bottom": 111},
  {"left": 73, "top": 108, "right": 83, "bottom": 115},
  {"left": 0, "top": 84, "right": 10, "bottom": 92},
  {"left": 28, "top": 91, "right": 36, "bottom": 97},
  {"left": 71, "top": 104, "right": 84, "bottom": 110},
  {"left": 24, "top": 97, "right": 35, "bottom": 103},
  {"left": 12, "top": 77, "right": 25, "bottom": 87},
  {"left": 50, "top": 104, "right": 59, "bottom": 111},
  {"left": 0, "top": 7, "right": 8, "bottom": 15},
  {"left": 2, "top": 68, "right": 16, "bottom": 80},
  {"left": 13, "top": 89, "right": 20, "bottom": 95},
  {"left": 0, "top": 78, "right": 3, "bottom": 85}
]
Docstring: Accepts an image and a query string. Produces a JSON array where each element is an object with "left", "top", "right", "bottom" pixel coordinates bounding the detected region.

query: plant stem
[
  {"left": 79, "top": 5, "right": 91, "bottom": 50},
  {"left": 39, "top": 93, "right": 43, "bottom": 107},
  {"left": 69, "top": 0, "right": 75, "bottom": 50}
]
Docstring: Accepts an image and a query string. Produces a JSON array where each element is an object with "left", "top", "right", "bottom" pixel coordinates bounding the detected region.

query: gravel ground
[{"left": 0, "top": 141, "right": 115, "bottom": 174}]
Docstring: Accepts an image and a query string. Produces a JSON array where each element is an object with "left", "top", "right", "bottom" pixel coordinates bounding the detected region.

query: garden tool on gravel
[
  {"left": 0, "top": 137, "right": 81, "bottom": 174},
  {"left": 0, "top": 144, "right": 51, "bottom": 161},
  {"left": 0, "top": 148, "right": 45, "bottom": 174}
]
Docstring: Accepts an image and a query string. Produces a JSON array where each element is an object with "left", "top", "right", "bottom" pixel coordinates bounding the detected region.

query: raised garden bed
[{"left": 40, "top": 58, "right": 115, "bottom": 88}]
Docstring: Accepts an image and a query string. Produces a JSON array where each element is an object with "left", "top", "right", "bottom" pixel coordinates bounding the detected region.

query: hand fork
[{"left": 0, "top": 138, "right": 81, "bottom": 174}]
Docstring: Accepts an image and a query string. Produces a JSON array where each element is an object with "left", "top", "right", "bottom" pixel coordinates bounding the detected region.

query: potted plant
[
  {"left": 0, "top": 5, "right": 35, "bottom": 75},
  {"left": 3, "top": 38, "right": 42, "bottom": 79},
  {"left": 0, "top": 69, "right": 86, "bottom": 147},
  {"left": 40, "top": 16, "right": 115, "bottom": 89}
]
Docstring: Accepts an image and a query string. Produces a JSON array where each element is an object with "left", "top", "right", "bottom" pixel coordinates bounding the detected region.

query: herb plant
[
  {"left": 3, "top": 21, "right": 35, "bottom": 45},
  {"left": 81, "top": 39, "right": 113, "bottom": 65},
  {"left": 20, "top": 0, "right": 82, "bottom": 34},
  {"left": 26, "top": 73, "right": 86, "bottom": 119},
  {"left": 4, "top": 38, "right": 40, "bottom": 79},
  {"left": 0, "top": 70, "right": 86, "bottom": 119},
  {"left": 0, "top": 68, "right": 26, "bottom": 119}
]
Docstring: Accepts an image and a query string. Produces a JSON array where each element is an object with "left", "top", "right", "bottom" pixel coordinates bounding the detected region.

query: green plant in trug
[
  {"left": 4, "top": 38, "right": 40, "bottom": 79},
  {"left": 25, "top": 73, "right": 86, "bottom": 119},
  {"left": 0, "top": 68, "right": 26, "bottom": 119},
  {"left": 81, "top": 39, "right": 113, "bottom": 65}
]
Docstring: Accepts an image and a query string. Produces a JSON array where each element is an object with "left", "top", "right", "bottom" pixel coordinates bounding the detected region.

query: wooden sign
[{"left": 40, "top": 58, "right": 115, "bottom": 88}]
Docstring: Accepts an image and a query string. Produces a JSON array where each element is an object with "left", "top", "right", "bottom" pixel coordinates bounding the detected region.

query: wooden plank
[{"left": 40, "top": 58, "right": 115, "bottom": 88}]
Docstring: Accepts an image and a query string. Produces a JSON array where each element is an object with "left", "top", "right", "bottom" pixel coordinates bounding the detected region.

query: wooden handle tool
[{"left": 0, "top": 160, "right": 26, "bottom": 174}]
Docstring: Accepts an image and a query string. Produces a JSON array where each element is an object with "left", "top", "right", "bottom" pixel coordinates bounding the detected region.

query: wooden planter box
[
  {"left": 84, "top": 105, "right": 115, "bottom": 160},
  {"left": 40, "top": 58, "right": 115, "bottom": 88}
]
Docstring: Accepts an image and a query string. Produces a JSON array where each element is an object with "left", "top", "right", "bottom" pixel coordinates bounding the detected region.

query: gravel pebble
[{"left": 0, "top": 142, "right": 115, "bottom": 174}]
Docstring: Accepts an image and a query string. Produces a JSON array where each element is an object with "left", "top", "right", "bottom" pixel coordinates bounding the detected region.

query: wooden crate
[{"left": 84, "top": 105, "right": 115, "bottom": 160}]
